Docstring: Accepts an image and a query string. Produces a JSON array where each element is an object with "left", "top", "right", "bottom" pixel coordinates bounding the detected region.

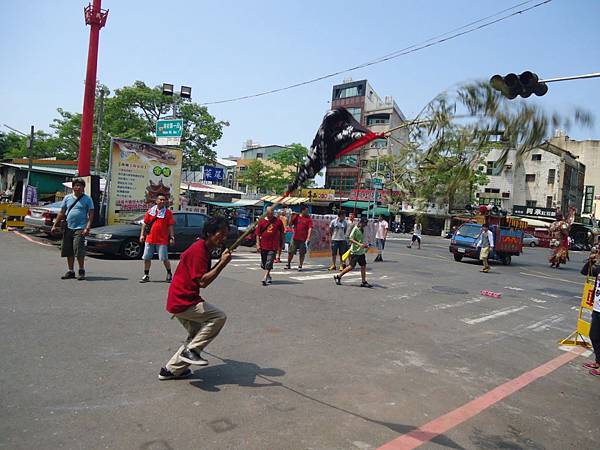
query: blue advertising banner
[{"left": 203, "top": 166, "right": 224, "bottom": 182}]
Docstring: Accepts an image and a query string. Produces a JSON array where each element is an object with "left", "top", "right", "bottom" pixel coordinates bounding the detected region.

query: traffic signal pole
[
  {"left": 539, "top": 72, "right": 600, "bottom": 83},
  {"left": 78, "top": 0, "right": 108, "bottom": 177}
]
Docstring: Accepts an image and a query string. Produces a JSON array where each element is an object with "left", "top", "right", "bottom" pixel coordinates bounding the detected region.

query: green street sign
[
  {"left": 156, "top": 119, "right": 183, "bottom": 138},
  {"left": 373, "top": 178, "right": 383, "bottom": 189}
]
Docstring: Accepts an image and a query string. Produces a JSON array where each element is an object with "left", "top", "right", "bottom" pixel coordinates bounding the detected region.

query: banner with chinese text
[{"left": 107, "top": 138, "right": 182, "bottom": 224}]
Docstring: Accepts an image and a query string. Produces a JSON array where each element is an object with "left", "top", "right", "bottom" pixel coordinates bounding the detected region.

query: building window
[
  {"left": 346, "top": 107, "right": 362, "bottom": 122},
  {"left": 502, "top": 192, "right": 510, "bottom": 198},
  {"left": 531, "top": 154, "right": 542, "bottom": 161},
  {"left": 256, "top": 153, "right": 263, "bottom": 159},
  {"left": 486, "top": 161, "right": 502, "bottom": 176},
  {"left": 366, "top": 114, "right": 390, "bottom": 126},
  {"left": 484, "top": 188, "right": 500, "bottom": 194},
  {"left": 370, "top": 138, "right": 387, "bottom": 149},
  {"left": 548, "top": 169, "right": 556, "bottom": 184},
  {"left": 525, "top": 174, "right": 536, "bottom": 182},
  {"left": 526, "top": 200, "right": 537, "bottom": 207},
  {"left": 335, "top": 86, "right": 363, "bottom": 99},
  {"left": 329, "top": 177, "right": 358, "bottom": 192},
  {"left": 546, "top": 196, "right": 553, "bottom": 208}
]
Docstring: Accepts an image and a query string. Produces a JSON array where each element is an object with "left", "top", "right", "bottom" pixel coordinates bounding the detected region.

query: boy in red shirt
[
  {"left": 256, "top": 206, "right": 285, "bottom": 286},
  {"left": 285, "top": 205, "right": 313, "bottom": 271},
  {"left": 139, "top": 195, "right": 175, "bottom": 283},
  {"left": 158, "top": 217, "right": 232, "bottom": 380}
]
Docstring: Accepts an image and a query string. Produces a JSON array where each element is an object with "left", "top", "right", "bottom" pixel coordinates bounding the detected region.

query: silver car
[
  {"left": 24, "top": 201, "right": 63, "bottom": 235},
  {"left": 523, "top": 233, "right": 539, "bottom": 247}
]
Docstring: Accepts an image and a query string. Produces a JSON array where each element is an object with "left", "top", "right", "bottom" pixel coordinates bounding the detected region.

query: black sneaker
[
  {"left": 77, "top": 270, "right": 86, "bottom": 281},
  {"left": 262, "top": 280, "right": 268, "bottom": 286},
  {"left": 267, "top": 275, "right": 272, "bottom": 284},
  {"left": 361, "top": 281, "right": 373, "bottom": 288},
  {"left": 284, "top": 264, "right": 291, "bottom": 270},
  {"left": 61, "top": 271, "right": 76, "bottom": 280},
  {"left": 180, "top": 348, "right": 209, "bottom": 366},
  {"left": 158, "top": 367, "right": 192, "bottom": 381},
  {"left": 166, "top": 273, "right": 173, "bottom": 283},
  {"left": 297, "top": 266, "right": 303, "bottom": 272},
  {"left": 333, "top": 275, "right": 341, "bottom": 285},
  {"left": 139, "top": 274, "right": 150, "bottom": 283}
]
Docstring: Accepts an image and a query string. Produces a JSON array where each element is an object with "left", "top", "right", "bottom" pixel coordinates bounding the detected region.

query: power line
[{"left": 200, "top": 0, "right": 552, "bottom": 106}]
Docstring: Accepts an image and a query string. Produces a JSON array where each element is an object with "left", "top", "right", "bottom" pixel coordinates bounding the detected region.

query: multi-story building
[
  {"left": 325, "top": 79, "right": 409, "bottom": 194},
  {"left": 476, "top": 141, "right": 586, "bottom": 216},
  {"left": 232, "top": 144, "right": 293, "bottom": 194},
  {"left": 549, "top": 133, "right": 600, "bottom": 219}
]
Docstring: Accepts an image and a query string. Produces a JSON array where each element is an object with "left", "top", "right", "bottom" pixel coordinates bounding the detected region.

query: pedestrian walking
[
  {"left": 139, "top": 194, "right": 175, "bottom": 283},
  {"left": 256, "top": 207, "right": 285, "bottom": 286},
  {"left": 334, "top": 217, "right": 372, "bottom": 288},
  {"left": 285, "top": 205, "right": 313, "bottom": 271},
  {"left": 374, "top": 214, "right": 389, "bottom": 262},
  {"left": 407, "top": 222, "right": 422, "bottom": 249},
  {"left": 328, "top": 211, "right": 348, "bottom": 271},
  {"left": 159, "top": 217, "right": 232, "bottom": 381},
  {"left": 581, "top": 247, "right": 600, "bottom": 377},
  {"left": 51, "top": 178, "right": 95, "bottom": 281},
  {"left": 476, "top": 223, "right": 494, "bottom": 273},
  {"left": 275, "top": 209, "right": 287, "bottom": 263}
]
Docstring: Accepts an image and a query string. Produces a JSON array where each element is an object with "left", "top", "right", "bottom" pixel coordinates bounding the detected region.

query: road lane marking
[
  {"left": 519, "top": 272, "right": 582, "bottom": 286},
  {"left": 426, "top": 297, "right": 482, "bottom": 312},
  {"left": 462, "top": 306, "right": 528, "bottom": 325},
  {"left": 504, "top": 286, "right": 524, "bottom": 291},
  {"left": 377, "top": 348, "right": 585, "bottom": 450},
  {"left": 290, "top": 272, "right": 371, "bottom": 281}
]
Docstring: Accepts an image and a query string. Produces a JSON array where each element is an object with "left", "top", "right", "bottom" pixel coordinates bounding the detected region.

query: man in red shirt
[
  {"left": 159, "top": 216, "right": 232, "bottom": 380},
  {"left": 139, "top": 195, "right": 175, "bottom": 283},
  {"left": 285, "top": 205, "right": 313, "bottom": 272},
  {"left": 256, "top": 206, "right": 285, "bottom": 286}
]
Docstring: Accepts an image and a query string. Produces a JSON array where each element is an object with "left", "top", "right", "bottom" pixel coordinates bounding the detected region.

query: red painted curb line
[{"left": 377, "top": 348, "right": 584, "bottom": 450}]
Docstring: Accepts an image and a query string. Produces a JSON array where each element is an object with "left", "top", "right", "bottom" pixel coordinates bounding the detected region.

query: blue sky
[{"left": 1, "top": 0, "right": 599, "bottom": 158}]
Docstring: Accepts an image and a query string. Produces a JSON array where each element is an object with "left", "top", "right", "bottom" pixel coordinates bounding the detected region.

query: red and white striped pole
[{"left": 78, "top": 0, "right": 108, "bottom": 177}]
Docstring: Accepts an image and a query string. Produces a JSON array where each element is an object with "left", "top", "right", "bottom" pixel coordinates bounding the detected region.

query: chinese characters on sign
[
  {"left": 203, "top": 166, "right": 225, "bottom": 183},
  {"left": 299, "top": 189, "right": 336, "bottom": 201},
  {"left": 107, "top": 138, "right": 183, "bottom": 224},
  {"left": 512, "top": 205, "right": 556, "bottom": 218}
]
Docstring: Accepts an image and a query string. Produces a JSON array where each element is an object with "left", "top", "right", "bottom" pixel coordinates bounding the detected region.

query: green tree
[
  {"left": 238, "top": 160, "right": 272, "bottom": 193},
  {"left": 268, "top": 143, "right": 308, "bottom": 176},
  {"left": 0, "top": 132, "right": 26, "bottom": 159}
]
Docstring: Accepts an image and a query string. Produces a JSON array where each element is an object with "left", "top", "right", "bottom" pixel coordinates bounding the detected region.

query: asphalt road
[{"left": 1, "top": 230, "right": 598, "bottom": 450}]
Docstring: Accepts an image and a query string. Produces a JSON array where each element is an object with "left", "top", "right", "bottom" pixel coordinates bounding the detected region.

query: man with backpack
[
  {"left": 51, "top": 178, "right": 95, "bottom": 281},
  {"left": 139, "top": 194, "right": 175, "bottom": 283}
]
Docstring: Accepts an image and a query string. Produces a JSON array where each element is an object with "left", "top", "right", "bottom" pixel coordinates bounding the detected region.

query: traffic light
[{"left": 490, "top": 72, "right": 548, "bottom": 99}]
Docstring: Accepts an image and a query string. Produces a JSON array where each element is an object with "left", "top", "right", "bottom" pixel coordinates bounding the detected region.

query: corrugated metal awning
[{"left": 261, "top": 195, "right": 309, "bottom": 205}]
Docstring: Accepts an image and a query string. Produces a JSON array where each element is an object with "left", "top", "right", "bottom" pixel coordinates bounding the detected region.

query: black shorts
[
  {"left": 260, "top": 250, "right": 276, "bottom": 270},
  {"left": 61, "top": 228, "right": 86, "bottom": 258},
  {"left": 331, "top": 240, "right": 348, "bottom": 256},
  {"left": 349, "top": 254, "right": 367, "bottom": 268},
  {"left": 412, "top": 235, "right": 421, "bottom": 243}
]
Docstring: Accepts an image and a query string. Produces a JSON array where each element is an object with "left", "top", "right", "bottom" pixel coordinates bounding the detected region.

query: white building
[{"left": 476, "top": 141, "right": 585, "bottom": 215}]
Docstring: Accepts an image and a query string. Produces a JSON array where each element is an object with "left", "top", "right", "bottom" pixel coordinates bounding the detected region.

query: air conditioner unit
[{"left": 505, "top": 164, "right": 512, "bottom": 170}]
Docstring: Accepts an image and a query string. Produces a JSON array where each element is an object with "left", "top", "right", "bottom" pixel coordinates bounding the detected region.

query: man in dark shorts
[
  {"left": 285, "top": 205, "right": 313, "bottom": 272},
  {"left": 334, "top": 217, "right": 372, "bottom": 288},
  {"left": 158, "top": 217, "right": 232, "bottom": 380},
  {"left": 51, "top": 178, "right": 95, "bottom": 281},
  {"left": 256, "top": 206, "right": 285, "bottom": 286}
]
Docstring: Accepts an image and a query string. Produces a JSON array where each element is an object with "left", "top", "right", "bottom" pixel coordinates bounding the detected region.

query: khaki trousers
[{"left": 166, "top": 302, "right": 227, "bottom": 374}]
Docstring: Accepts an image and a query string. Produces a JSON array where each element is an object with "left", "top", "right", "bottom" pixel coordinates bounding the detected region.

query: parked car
[
  {"left": 523, "top": 233, "right": 540, "bottom": 247},
  {"left": 85, "top": 212, "right": 239, "bottom": 259},
  {"left": 24, "top": 201, "right": 63, "bottom": 235}
]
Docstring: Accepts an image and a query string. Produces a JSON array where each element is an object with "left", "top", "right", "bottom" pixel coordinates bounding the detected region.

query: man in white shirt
[
  {"left": 476, "top": 223, "right": 495, "bottom": 273},
  {"left": 329, "top": 211, "right": 348, "bottom": 271},
  {"left": 407, "top": 222, "right": 422, "bottom": 249},
  {"left": 374, "top": 215, "right": 389, "bottom": 262}
]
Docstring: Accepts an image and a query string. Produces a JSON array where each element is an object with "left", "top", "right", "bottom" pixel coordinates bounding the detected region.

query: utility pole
[
  {"left": 93, "top": 87, "right": 106, "bottom": 174},
  {"left": 78, "top": 0, "right": 108, "bottom": 177},
  {"left": 23, "top": 126, "right": 34, "bottom": 206}
]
